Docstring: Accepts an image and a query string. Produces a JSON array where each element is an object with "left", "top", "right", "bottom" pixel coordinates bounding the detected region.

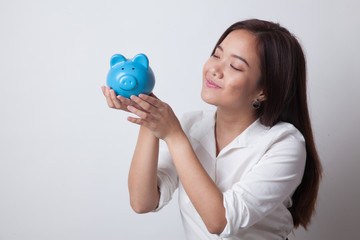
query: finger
[
  {"left": 104, "top": 86, "right": 115, "bottom": 108},
  {"left": 127, "top": 105, "right": 151, "bottom": 120},
  {"left": 102, "top": 86, "right": 110, "bottom": 97},
  {"left": 138, "top": 94, "right": 163, "bottom": 108},
  {"left": 101, "top": 86, "right": 106, "bottom": 95},
  {"left": 117, "top": 95, "right": 144, "bottom": 111},
  {"left": 127, "top": 116, "right": 155, "bottom": 132},
  {"left": 110, "top": 89, "right": 123, "bottom": 109},
  {"left": 149, "top": 92, "right": 158, "bottom": 99},
  {"left": 127, "top": 116, "right": 145, "bottom": 126},
  {"left": 130, "top": 95, "right": 154, "bottom": 112},
  {"left": 117, "top": 95, "right": 132, "bottom": 106}
]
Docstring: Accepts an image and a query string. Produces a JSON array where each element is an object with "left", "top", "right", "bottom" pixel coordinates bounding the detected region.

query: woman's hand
[
  {"left": 126, "top": 94, "right": 183, "bottom": 141},
  {"left": 101, "top": 86, "right": 143, "bottom": 112}
]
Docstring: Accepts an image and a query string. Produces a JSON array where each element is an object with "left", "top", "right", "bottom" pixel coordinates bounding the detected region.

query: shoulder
[
  {"left": 258, "top": 121, "right": 306, "bottom": 161},
  {"left": 266, "top": 121, "right": 305, "bottom": 145},
  {"left": 232, "top": 120, "right": 305, "bottom": 153}
]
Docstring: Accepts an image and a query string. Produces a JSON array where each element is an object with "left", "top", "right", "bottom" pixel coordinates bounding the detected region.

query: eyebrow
[{"left": 217, "top": 45, "right": 250, "bottom": 68}]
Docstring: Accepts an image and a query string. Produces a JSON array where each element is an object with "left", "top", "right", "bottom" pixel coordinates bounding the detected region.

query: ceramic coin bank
[{"left": 106, "top": 53, "right": 155, "bottom": 98}]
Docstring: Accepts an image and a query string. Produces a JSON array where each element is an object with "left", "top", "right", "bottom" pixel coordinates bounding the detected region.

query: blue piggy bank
[{"left": 106, "top": 53, "right": 155, "bottom": 98}]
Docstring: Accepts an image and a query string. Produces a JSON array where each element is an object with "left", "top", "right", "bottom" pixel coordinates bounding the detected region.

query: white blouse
[{"left": 154, "top": 110, "right": 306, "bottom": 240}]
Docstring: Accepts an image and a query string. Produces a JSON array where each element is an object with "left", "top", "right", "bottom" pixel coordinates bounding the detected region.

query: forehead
[
  {"left": 219, "top": 30, "right": 259, "bottom": 63},
  {"left": 221, "top": 30, "right": 257, "bottom": 50}
]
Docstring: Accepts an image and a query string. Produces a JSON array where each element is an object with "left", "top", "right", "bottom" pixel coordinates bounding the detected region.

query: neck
[
  {"left": 215, "top": 107, "right": 257, "bottom": 135},
  {"left": 214, "top": 106, "right": 258, "bottom": 155}
]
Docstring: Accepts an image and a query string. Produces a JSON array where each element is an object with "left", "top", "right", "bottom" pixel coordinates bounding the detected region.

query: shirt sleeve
[
  {"left": 152, "top": 143, "right": 179, "bottom": 211},
  {"left": 219, "top": 130, "right": 306, "bottom": 237}
]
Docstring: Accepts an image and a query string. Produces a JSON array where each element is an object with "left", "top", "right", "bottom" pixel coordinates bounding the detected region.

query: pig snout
[{"left": 119, "top": 75, "right": 137, "bottom": 90}]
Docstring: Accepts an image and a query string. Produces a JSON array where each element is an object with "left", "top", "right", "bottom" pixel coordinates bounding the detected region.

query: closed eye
[
  {"left": 230, "top": 64, "right": 243, "bottom": 72},
  {"left": 212, "top": 54, "right": 220, "bottom": 59}
]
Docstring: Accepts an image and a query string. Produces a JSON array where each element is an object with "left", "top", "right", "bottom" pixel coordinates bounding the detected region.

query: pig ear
[
  {"left": 110, "top": 54, "right": 126, "bottom": 68},
  {"left": 132, "top": 54, "right": 149, "bottom": 69}
]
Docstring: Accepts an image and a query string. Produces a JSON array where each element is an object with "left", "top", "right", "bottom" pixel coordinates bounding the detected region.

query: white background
[{"left": 1, "top": 0, "right": 359, "bottom": 239}]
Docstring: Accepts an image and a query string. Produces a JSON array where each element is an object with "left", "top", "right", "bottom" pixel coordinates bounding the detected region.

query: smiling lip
[{"left": 205, "top": 79, "right": 221, "bottom": 89}]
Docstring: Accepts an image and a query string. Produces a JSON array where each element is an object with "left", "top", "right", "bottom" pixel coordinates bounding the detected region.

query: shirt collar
[
  {"left": 232, "top": 118, "right": 269, "bottom": 148},
  {"left": 188, "top": 111, "right": 270, "bottom": 157}
]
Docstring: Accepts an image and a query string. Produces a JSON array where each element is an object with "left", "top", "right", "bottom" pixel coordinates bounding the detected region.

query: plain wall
[{"left": 1, "top": 0, "right": 359, "bottom": 239}]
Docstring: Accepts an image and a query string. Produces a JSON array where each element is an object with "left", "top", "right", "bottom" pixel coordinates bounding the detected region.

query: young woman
[{"left": 101, "top": 19, "right": 322, "bottom": 240}]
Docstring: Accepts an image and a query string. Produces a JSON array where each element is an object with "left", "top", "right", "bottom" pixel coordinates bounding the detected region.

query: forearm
[
  {"left": 128, "top": 126, "right": 160, "bottom": 213},
  {"left": 124, "top": 94, "right": 225, "bottom": 226},
  {"left": 165, "top": 131, "right": 227, "bottom": 234}
]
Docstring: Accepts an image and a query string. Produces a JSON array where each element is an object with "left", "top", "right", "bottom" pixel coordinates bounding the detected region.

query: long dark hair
[{"left": 212, "top": 19, "right": 322, "bottom": 229}]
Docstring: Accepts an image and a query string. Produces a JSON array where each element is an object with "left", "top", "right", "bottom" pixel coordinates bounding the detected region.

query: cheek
[
  {"left": 226, "top": 78, "right": 247, "bottom": 94},
  {"left": 225, "top": 77, "right": 254, "bottom": 102},
  {"left": 202, "top": 59, "right": 212, "bottom": 77}
]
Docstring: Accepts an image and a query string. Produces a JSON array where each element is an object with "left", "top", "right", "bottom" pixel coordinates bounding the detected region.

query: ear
[
  {"left": 110, "top": 54, "right": 126, "bottom": 68},
  {"left": 257, "top": 90, "right": 267, "bottom": 102},
  {"left": 131, "top": 53, "right": 149, "bottom": 69}
]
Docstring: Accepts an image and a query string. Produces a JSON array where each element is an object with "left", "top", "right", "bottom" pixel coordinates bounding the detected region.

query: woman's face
[{"left": 201, "top": 30, "right": 263, "bottom": 112}]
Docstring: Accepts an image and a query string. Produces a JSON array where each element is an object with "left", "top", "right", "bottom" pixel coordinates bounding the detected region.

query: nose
[
  {"left": 119, "top": 75, "right": 137, "bottom": 90},
  {"left": 210, "top": 63, "right": 224, "bottom": 79}
]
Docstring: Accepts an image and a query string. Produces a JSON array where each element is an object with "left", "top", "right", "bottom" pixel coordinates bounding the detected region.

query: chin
[{"left": 201, "top": 88, "right": 218, "bottom": 106}]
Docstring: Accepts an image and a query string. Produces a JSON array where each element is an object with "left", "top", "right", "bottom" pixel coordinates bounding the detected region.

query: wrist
[
  {"left": 140, "top": 125, "right": 159, "bottom": 141},
  {"left": 164, "top": 129, "right": 186, "bottom": 146}
]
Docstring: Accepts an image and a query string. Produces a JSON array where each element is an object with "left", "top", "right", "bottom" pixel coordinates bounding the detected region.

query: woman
[{"left": 101, "top": 19, "right": 322, "bottom": 240}]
